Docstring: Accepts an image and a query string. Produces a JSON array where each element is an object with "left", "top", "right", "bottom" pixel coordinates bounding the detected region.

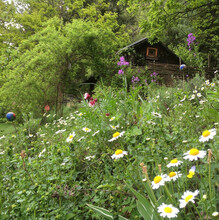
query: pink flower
[
  {"left": 89, "top": 100, "right": 96, "bottom": 107},
  {"left": 84, "top": 93, "right": 91, "bottom": 100}
]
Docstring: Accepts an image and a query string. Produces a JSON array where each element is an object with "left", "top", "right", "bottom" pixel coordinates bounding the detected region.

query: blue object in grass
[
  {"left": 180, "top": 64, "right": 186, "bottom": 70},
  {"left": 6, "top": 112, "right": 16, "bottom": 121}
]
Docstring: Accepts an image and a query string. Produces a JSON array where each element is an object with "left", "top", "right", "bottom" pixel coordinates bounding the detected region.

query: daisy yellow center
[
  {"left": 85, "top": 128, "right": 89, "bottom": 131},
  {"left": 115, "top": 149, "right": 123, "bottom": 155},
  {"left": 185, "top": 195, "right": 193, "bottom": 202},
  {"left": 112, "top": 126, "right": 115, "bottom": 129},
  {"left": 169, "top": 172, "right": 176, "bottom": 177},
  {"left": 164, "top": 207, "right": 172, "bottom": 213},
  {"left": 154, "top": 176, "right": 162, "bottom": 184},
  {"left": 69, "top": 135, "right": 73, "bottom": 139},
  {"left": 189, "top": 148, "right": 199, "bottom": 156},
  {"left": 202, "top": 130, "right": 210, "bottom": 137},
  {"left": 170, "top": 159, "right": 178, "bottom": 164},
  {"left": 113, "top": 132, "right": 120, "bottom": 138}
]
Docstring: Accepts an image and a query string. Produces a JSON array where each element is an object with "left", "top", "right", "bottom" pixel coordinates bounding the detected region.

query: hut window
[{"left": 146, "top": 47, "right": 158, "bottom": 58}]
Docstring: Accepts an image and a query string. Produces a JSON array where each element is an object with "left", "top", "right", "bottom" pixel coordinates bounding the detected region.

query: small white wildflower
[
  {"left": 0, "top": 135, "right": 6, "bottom": 140},
  {"left": 202, "top": 195, "right": 207, "bottom": 200},
  {"left": 189, "top": 94, "right": 195, "bottom": 100},
  {"left": 212, "top": 212, "right": 219, "bottom": 217},
  {"left": 197, "top": 93, "right": 202, "bottom": 97},
  {"left": 205, "top": 80, "right": 210, "bottom": 85},
  {"left": 78, "top": 136, "right": 85, "bottom": 142},
  {"left": 55, "top": 129, "right": 66, "bottom": 134},
  {"left": 82, "top": 127, "right": 91, "bottom": 132},
  {"left": 39, "top": 148, "right": 46, "bottom": 157},
  {"left": 92, "top": 130, "right": 100, "bottom": 136},
  {"left": 85, "top": 155, "right": 95, "bottom": 160}
]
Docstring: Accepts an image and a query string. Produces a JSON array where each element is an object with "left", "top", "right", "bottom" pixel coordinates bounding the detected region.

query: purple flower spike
[
  {"left": 117, "top": 56, "right": 129, "bottom": 66},
  {"left": 118, "top": 69, "right": 124, "bottom": 75}
]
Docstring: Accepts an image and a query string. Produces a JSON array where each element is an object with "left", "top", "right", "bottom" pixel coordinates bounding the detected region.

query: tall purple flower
[
  {"left": 187, "top": 33, "right": 196, "bottom": 51},
  {"left": 118, "top": 69, "right": 124, "bottom": 75},
  {"left": 132, "top": 76, "right": 140, "bottom": 83},
  {"left": 117, "top": 56, "right": 129, "bottom": 66}
]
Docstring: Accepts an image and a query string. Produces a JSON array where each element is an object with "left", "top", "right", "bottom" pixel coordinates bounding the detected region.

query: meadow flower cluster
[
  {"left": 0, "top": 74, "right": 218, "bottom": 219},
  {"left": 139, "top": 127, "right": 217, "bottom": 219}
]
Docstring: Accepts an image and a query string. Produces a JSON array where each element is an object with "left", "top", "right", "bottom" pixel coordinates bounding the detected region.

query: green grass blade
[{"left": 87, "top": 204, "right": 113, "bottom": 219}]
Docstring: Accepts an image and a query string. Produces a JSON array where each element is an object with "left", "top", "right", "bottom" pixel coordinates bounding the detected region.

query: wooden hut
[{"left": 119, "top": 38, "right": 198, "bottom": 84}]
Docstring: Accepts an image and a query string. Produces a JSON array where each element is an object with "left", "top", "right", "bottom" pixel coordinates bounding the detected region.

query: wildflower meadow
[{"left": 0, "top": 56, "right": 218, "bottom": 219}]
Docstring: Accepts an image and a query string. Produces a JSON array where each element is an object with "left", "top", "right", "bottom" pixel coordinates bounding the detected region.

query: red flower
[
  {"left": 89, "top": 100, "right": 96, "bottom": 107},
  {"left": 44, "top": 105, "right": 50, "bottom": 111},
  {"left": 84, "top": 93, "right": 91, "bottom": 100},
  {"left": 105, "top": 113, "right": 110, "bottom": 117}
]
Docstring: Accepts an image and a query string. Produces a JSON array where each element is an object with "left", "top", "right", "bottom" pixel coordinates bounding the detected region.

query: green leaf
[
  {"left": 87, "top": 204, "right": 113, "bottom": 219},
  {"left": 127, "top": 185, "right": 153, "bottom": 215},
  {"left": 118, "top": 215, "right": 129, "bottom": 220},
  {"left": 142, "top": 181, "right": 157, "bottom": 206},
  {"left": 130, "top": 126, "right": 142, "bottom": 136},
  {"left": 136, "top": 200, "right": 151, "bottom": 220}
]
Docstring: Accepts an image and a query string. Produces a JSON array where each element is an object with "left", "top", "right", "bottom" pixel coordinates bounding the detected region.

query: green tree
[{"left": 0, "top": 17, "right": 128, "bottom": 119}]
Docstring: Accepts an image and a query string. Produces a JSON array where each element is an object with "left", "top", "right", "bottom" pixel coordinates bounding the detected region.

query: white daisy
[
  {"left": 210, "top": 83, "right": 215, "bottom": 87},
  {"left": 110, "top": 125, "right": 119, "bottom": 130},
  {"left": 66, "top": 132, "right": 76, "bottom": 142},
  {"left": 179, "top": 190, "right": 199, "bottom": 208},
  {"left": 108, "top": 131, "right": 125, "bottom": 142},
  {"left": 167, "top": 159, "right": 183, "bottom": 168},
  {"left": 151, "top": 174, "right": 167, "bottom": 189},
  {"left": 92, "top": 130, "right": 99, "bottom": 136},
  {"left": 109, "top": 116, "right": 115, "bottom": 121},
  {"left": 111, "top": 149, "right": 128, "bottom": 160},
  {"left": 183, "top": 148, "right": 206, "bottom": 161},
  {"left": 158, "top": 203, "right": 179, "bottom": 218},
  {"left": 166, "top": 171, "right": 182, "bottom": 182},
  {"left": 39, "top": 148, "right": 46, "bottom": 157},
  {"left": 205, "top": 80, "right": 210, "bottom": 85},
  {"left": 78, "top": 136, "right": 85, "bottom": 142},
  {"left": 82, "top": 127, "right": 91, "bottom": 132},
  {"left": 197, "top": 93, "right": 202, "bottom": 97},
  {"left": 199, "top": 129, "right": 216, "bottom": 142}
]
